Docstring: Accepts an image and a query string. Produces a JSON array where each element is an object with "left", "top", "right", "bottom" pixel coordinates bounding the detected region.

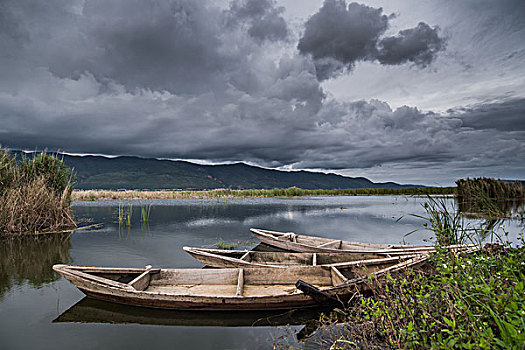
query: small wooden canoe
[
  {"left": 183, "top": 246, "right": 419, "bottom": 268},
  {"left": 251, "top": 228, "right": 475, "bottom": 254},
  {"left": 53, "top": 255, "right": 428, "bottom": 311}
]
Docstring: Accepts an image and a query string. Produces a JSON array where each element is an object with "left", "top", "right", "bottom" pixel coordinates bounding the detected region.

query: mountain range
[{"left": 20, "top": 152, "right": 421, "bottom": 190}]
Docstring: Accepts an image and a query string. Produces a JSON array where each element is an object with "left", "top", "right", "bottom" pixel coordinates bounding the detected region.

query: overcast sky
[{"left": 1, "top": 0, "right": 524, "bottom": 185}]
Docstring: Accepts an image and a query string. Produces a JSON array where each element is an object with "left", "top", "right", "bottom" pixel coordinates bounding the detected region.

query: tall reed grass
[
  {"left": 0, "top": 149, "right": 76, "bottom": 236},
  {"left": 456, "top": 177, "right": 524, "bottom": 217},
  {"left": 73, "top": 186, "right": 454, "bottom": 201}
]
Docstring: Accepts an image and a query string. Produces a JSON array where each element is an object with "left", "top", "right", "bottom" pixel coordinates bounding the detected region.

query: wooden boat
[
  {"left": 250, "top": 228, "right": 475, "bottom": 254},
  {"left": 53, "top": 254, "right": 428, "bottom": 311},
  {"left": 183, "top": 246, "right": 419, "bottom": 268}
]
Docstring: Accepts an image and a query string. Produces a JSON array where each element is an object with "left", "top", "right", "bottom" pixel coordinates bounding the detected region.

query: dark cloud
[
  {"left": 297, "top": 0, "right": 445, "bottom": 80},
  {"left": 227, "top": 0, "right": 288, "bottom": 42},
  {"left": 377, "top": 22, "right": 444, "bottom": 67},
  {"left": 453, "top": 98, "right": 525, "bottom": 132},
  {"left": 298, "top": 0, "right": 388, "bottom": 80},
  {"left": 0, "top": 0, "right": 522, "bottom": 185}
]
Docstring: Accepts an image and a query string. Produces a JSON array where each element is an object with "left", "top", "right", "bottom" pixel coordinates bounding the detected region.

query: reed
[
  {"left": 216, "top": 239, "right": 238, "bottom": 249},
  {"left": 140, "top": 205, "right": 151, "bottom": 224},
  {"left": 73, "top": 186, "right": 454, "bottom": 201},
  {"left": 0, "top": 149, "right": 76, "bottom": 236},
  {"left": 126, "top": 204, "right": 132, "bottom": 227},
  {"left": 456, "top": 177, "right": 524, "bottom": 217}
]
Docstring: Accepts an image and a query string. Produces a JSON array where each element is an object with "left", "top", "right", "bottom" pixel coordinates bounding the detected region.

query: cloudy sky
[{"left": 1, "top": 0, "right": 524, "bottom": 185}]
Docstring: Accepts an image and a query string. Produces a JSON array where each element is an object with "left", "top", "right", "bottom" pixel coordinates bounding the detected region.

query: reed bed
[
  {"left": 0, "top": 149, "right": 76, "bottom": 236},
  {"left": 72, "top": 186, "right": 454, "bottom": 201},
  {"left": 456, "top": 177, "right": 524, "bottom": 217}
]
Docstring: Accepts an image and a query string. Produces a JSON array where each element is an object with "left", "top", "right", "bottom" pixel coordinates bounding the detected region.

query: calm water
[{"left": 0, "top": 196, "right": 521, "bottom": 349}]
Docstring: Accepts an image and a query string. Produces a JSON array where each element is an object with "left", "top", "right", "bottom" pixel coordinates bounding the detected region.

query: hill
[{"left": 17, "top": 152, "right": 421, "bottom": 190}]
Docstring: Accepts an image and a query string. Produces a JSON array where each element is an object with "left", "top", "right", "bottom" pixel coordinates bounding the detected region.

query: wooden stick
[
  {"left": 240, "top": 251, "right": 250, "bottom": 261},
  {"left": 331, "top": 266, "right": 346, "bottom": 285},
  {"left": 317, "top": 240, "right": 341, "bottom": 248},
  {"left": 236, "top": 269, "right": 244, "bottom": 296}
]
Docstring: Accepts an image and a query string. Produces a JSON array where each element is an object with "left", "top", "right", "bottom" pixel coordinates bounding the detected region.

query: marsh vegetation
[
  {"left": 73, "top": 186, "right": 454, "bottom": 201},
  {"left": 456, "top": 177, "right": 524, "bottom": 218},
  {"left": 0, "top": 149, "right": 76, "bottom": 236}
]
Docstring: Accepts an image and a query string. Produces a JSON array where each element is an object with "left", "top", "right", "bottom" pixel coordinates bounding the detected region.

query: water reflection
[
  {"left": 54, "top": 297, "right": 325, "bottom": 328},
  {"left": 0, "top": 233, "right": 71, "bottom": 298},
  {"left": 456, "top": 197, "right": 525, "bottom": 219}
]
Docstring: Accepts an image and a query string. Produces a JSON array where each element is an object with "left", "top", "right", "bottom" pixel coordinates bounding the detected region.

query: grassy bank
[
  {"left": 72, "top": 186, "right": 454, "bottom": 201},
  {"left": 0, "top": 149, "right": 76, "bottom": 236},
  {"left": 307, "top": 198, "right": 525, "bottom": 350}
]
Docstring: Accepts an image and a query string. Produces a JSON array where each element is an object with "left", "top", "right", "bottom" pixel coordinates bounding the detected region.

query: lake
[{"left": 0, "top": 196, "right": 520, "bottom": 349}]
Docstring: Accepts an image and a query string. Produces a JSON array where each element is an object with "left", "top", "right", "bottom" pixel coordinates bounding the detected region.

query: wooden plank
[
  {"left": 244, "top": 266, "right": 331, "bottom": 285},
  {"left": 240, "top": 251, "right": 251, "bottom": 261},
  {"left": 66, "top": 268, "right": 135, "bottom": 291},
  {"left": 317, "top": 240, "right": 341, "bottom": 249},
  {"left": 129, "top": 266, "right": 152, "bottom": 291},
  {"left": 330, "top": 256, "right": 406, "bottom": 268},
  {"left": 236, "top": 269, "right": 244, "bottom": 296},
  {"left": 330, "top": 266, "right": 346, "bottom": 286},
  {"left": 155, "top": 269, "right": 238, "bottom": 285},
  {"left": 67, "top": 266, "right": 160, "bottom": 274}
]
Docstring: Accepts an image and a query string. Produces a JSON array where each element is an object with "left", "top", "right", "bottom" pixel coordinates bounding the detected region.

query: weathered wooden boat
[
  {"left": 250, "top": 228, "right": 475, "bottom": 254},
  {"left": 183, "top": 246, "right": 419, "bottom": 268},
  {"left": 53, "top": 254, "right": 428, "bottom": 311}
]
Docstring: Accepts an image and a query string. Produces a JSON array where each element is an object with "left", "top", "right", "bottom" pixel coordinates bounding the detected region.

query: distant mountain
[{"left": 16, "top": 152, "right": 422, "bottom": 190}]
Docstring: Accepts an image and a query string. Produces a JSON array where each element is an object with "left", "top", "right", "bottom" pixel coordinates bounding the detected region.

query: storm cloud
[
  {"left": 0, "top": 0, "right": 524, "bottom": 185},
  {"left": 227, "top": 0, "right": 289, "bottom": 42},
  {"left": 298, "top": 0, "right": 445, "bottom": 80}
]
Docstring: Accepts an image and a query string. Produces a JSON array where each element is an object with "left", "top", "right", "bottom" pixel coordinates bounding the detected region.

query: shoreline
[{"left": 72, "top": 187, "right": 454, "bottom": 201}]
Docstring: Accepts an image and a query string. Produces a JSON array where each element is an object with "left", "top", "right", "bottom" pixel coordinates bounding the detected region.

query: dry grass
[
  {"left": 72, "top": 186, "right": 454, "bottom": 201},
  {"left": 72, "top": 189, "right": 197, "bottom": 201},
  {"left": 0, "top": 149, "right": 76, "bottom": 236}
]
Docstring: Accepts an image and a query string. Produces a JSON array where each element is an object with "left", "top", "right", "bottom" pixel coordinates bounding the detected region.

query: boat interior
[{"left": 65, "top": 258, "right": 411, "bottom": 297}]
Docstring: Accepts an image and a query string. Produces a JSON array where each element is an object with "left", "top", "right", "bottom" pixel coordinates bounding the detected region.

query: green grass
[{"left": 216, "top": 239, "right": 238, "bottom": 250}]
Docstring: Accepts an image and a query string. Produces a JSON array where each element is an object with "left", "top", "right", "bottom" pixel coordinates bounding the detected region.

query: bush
[{"left": 0, "top": 149, "right": 76, "bottom": 235}]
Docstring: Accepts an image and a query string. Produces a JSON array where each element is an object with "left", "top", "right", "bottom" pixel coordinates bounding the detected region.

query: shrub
[{"left": 0, "top": 149, "right": 76, "bottom": 236}]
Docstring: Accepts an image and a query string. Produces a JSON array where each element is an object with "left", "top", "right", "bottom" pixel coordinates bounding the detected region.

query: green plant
[
  {"left": 216, "top": 239, "right": 238, "bottom": 249},
  {"left": 140, "top": 204, "right": 151, "bottom": 223}
]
